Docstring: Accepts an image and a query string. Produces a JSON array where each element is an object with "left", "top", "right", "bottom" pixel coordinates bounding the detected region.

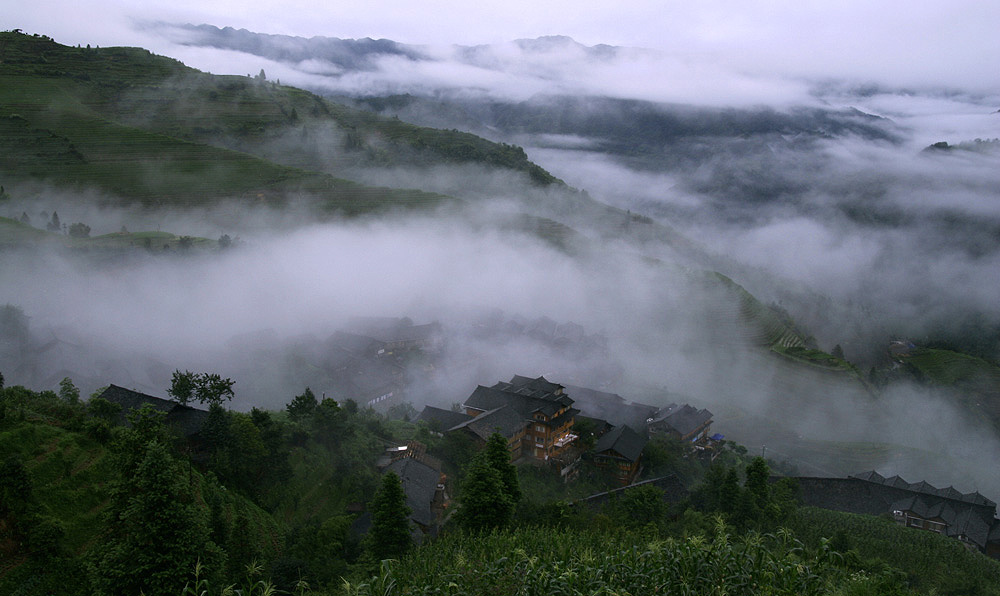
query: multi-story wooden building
[{"left": 462, "top": 375, "right": 580, "bottom": 462}]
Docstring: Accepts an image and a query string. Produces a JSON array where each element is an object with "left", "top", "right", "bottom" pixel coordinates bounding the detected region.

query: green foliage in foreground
[
  {"left": 787, "top": 507, "right": 1000, "bottom": 596},
  {"left": 342, "top": 524, "right": 912, "bottom": 596}
]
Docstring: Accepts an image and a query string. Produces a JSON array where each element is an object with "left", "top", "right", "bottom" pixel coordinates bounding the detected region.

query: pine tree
[
  {"left": 483, "top": 432, "right": 521, "bottom": 505},
  {"left": 365, "top": 471, "right": 412, "bottom": 561},
  {"left": 744, "top": 456, "right": 771, "bottom": 511},
  {"left": 92, "top": 441, "right": 222, "bottom": 595},
  {"left": 286, "top": 387, "right": 318, "bottom": 422},
  {"left": 457, "top": 452, "right": 514, "bottom": 531}
]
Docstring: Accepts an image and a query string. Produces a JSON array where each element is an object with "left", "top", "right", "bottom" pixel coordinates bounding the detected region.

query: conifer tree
[
  {"left": 286, "top": 387, "right": 318, "bottom": 422},
  {"left": 744, "top": 456, "right": 771, "bottom": 511},
  {"left": 457, "top": 451, "right": 514, "bottom": 531},
  {"left": 92, "top": 441, "right": 222, "bottom": 595},
  {"left": 483, "top": 432, "right": 521, "bottom": 505},
  {"left": 365, "top": 471, "right": 411, "bottom": 561}
]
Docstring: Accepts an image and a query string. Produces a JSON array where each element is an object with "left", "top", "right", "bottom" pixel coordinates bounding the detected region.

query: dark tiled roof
[
  {"left": 97, "top": 384, "right": 208, "bottom": 437},
  {"left": 990, "top": 520, "right": 1000, "bottom": 542},
  {"left": 884, "top": 475, "right": 911, "bottom": 490},
  {"left": 651, "top": 404, "right": 712, "bottom": 437},
  {"left": 799, "top": 474, "right": 1000, "bottom": 549},
  {"left": 949, "top": 508, "right": 993, "bottom": 547},
  {"left": 575, "top": 415, "right": 613, "bottom": 437},
  {"left": 464, "top": 385, "right": 514, "bottom": 412},
  {"left": 385, "top": 458, "right": 441, "bottom": 528},
  {"left": 850, "top": 471, "right": 996, "bottom": 508},
  {"left": 568, "top": 385, "right": 659, "bottom": 429},
  {"left": 577, "top": 475, "right": 689, "bottom": 507},
  {"left": 417, "top": 406, "right": 473, "bottom": 431},
  {"left": 594, "top": 424, "right": 647, "bottom": 463},
  {"left": 344, "top": 317, "right": 441, "bottom": 344},
  {"left": 616, "top": 402, "right": 661, "bottom": 430},
  {"left": 563, "top": 385, "right": 626, "bottom": 411},
  {"left": 502, "top": 375, "right": 565, "bottom": 398},
  {"left": 852, "top": 470, "right": 885, "bottom": 483},
  {"left": 451, "top": 406, "right": 526, "bottom": 441},
  {"left": 466, "top": 383, "right": 572, "bottom": 419},
  {"left": 329, "top": 330, "right": 388, "bottom": 356}
]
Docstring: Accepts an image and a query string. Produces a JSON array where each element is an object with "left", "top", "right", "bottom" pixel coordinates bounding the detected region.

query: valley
[{"left": 2, "top": 21, "right": 1000, "bottom": 594}]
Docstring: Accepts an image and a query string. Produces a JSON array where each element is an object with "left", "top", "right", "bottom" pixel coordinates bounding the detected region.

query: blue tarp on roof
[{"left": 710, "top": 433, "right": 725, "bottom": 441}]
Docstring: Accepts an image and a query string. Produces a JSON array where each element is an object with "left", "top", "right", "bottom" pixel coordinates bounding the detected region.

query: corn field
[
  {"left": 342, "top": 521, "right": 906, "bottom": 596},
  {"left": 788, "top": 507, "right": 1000, "bottom": 595}
]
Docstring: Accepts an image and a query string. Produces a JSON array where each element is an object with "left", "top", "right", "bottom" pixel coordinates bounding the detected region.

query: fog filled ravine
[{"left": 2, "top": 17, "right": 1000, "bottom": 507}]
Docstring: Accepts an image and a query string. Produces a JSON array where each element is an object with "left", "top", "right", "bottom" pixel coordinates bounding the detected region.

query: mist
[
  {"left": 4, "top": 7, "right": 1000, "bottom": 502},
  {"left": 4, "top": 187, "right": 1000, "bottom": 499}
]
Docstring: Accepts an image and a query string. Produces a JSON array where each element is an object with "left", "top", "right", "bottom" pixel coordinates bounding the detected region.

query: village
[{"left": 91, "top": 315, "right": 1000, "bottom": 560}]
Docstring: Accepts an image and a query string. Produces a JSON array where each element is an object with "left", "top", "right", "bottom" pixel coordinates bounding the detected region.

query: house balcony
[{"left": 554, "top": 433, "right": 578, "bottom": 449}]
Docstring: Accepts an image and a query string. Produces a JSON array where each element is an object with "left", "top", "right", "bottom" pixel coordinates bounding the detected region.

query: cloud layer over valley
[{"left": 4, "top": 3, "right": 1000, "bottom": 501}]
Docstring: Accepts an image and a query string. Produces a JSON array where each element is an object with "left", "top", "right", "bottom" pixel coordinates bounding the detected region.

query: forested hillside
[
  {"left": 3, "top": 25, "right": 1000, "bottom": 596},
  {"left": 3, "top": 377, "right": 1000, "bottom": 595},
  {"left": 0, "top": 31, "right": 556, "bottom": 214}
]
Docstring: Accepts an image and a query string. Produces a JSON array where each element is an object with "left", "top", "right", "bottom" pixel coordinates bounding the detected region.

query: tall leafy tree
[
  {"left": 168, "top": 369, "right": 197, "bottom": 405},
  {"left": 169, "top": 370, "right": 235, "bottom": 406},
  {"left": 58, "top": 377, "right": 80, "bottom": 405},
  {"left": 365, "top": 471, "right": 412, "bottom": 561}
]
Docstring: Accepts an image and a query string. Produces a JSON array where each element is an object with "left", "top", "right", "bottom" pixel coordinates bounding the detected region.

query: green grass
[
  {"left": 0, "top": 30, "right": 564, "bottom": 222},
  {"left": 906, "top": 348, "right": 1000, "bottom": 387},
  {"left": 903, "top": 347, "right": 1000, "bottom": 431},
  {"left": 788, "top": 507, "right": 1000, "bottom": 595},
  {"left": 0, "top": 422, "right": 111, "bottom": 554},
  {"left": 773, "top": 345, "right": 857, "bottom": 373}
]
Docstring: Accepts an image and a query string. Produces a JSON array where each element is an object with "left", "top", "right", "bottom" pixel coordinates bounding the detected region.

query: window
[{"left": 535, "top": 425, "right": 544, "bottom": 433}]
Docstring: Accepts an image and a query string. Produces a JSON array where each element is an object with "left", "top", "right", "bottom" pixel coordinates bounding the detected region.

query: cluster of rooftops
[
  {"left": 417, "top": 374, "right": 717, "bottom": 484},
  {"left": 94, "top": 379, "right": 1000, "bottom": 557},
  {"left": 796, "top": 470, "right": 1000, "bottom": 556}
]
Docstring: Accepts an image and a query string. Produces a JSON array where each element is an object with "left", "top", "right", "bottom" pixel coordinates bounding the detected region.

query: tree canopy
[
  {"left": 168, "top": 370, "right": 235, "bottom": 406},
  {"left": 365, "top": 471, "right": 411, "bottom": 562},
  {"left": 457, "top": 432, "right": 521, "bottom": 531}
]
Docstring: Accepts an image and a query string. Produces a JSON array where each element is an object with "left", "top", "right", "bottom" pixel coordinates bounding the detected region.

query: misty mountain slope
[
  {"left": 107, "top": 74, "right": 559, "bottom": 186},
  {"left": 4, "top": 29, "right": 1000, "bottom": 502},
  {"left": 151, "top": 26, "right": 900, "bottom": 180},
  {"left": 0, "top": 32, "right": 560, "bottom": 216},
  {"left": 351, "top": 93, "right": 898, "bottom": 161},
  {"left": 0, "top": 216, "right": 53, "bottom": 248},
  {"left": 0, "top": 32, "right": 724, "bottom": 268}
]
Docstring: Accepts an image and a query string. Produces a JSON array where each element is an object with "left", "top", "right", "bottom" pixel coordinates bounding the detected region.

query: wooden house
[
  {"left": 383, "top": 457, "right": 449, "bottom": 539},
  {"left": 592, "top": 424, "right": 647, "bottom": 485},
  {"left": 462, "top": 375, "right": 580, "bottom": 462},
  {"left": 647, "top": 403, "right": 713, "bottom": 444},
  {"left": 97, "top": 384, "right": 208, "bottom": 439}
]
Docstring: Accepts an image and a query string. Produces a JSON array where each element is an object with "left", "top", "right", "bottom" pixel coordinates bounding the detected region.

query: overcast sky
[{"left": 9, "top": 0, "right": 1000, "bottom": 94}]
